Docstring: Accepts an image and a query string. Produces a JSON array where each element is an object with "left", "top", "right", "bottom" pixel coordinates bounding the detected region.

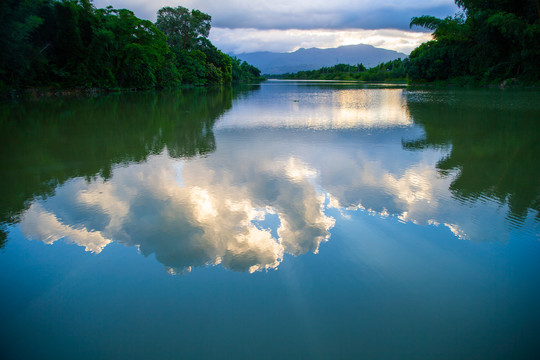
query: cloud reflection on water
[
  {"left": 19, "top": 128, "right": 524, "bottom": 274},
  {"left": 20, "top": 152, "right": 334, "bottom": 274},
  {"left": 16, "top": 86, "right": 539, "bottom": 274}
]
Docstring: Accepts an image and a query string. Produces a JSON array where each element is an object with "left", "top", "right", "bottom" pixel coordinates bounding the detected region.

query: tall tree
[
  {"left": 156, "top": 6, "right": 211, "bottom": 50},
  {"left": 155, "top": 5, "right": 237, "bottom": 85}
]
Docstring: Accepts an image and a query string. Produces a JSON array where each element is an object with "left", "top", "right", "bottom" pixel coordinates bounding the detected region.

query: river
[{"left": 1, "top": 81, "right": 539, "bottom": 359}]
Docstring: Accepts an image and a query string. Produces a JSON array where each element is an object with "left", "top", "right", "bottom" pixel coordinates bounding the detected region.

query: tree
[
  {"left": 155, "top": 5, "right": 242, "bottom": 85},
  {"left": 53, "top": 0, "right": 85, "bottom": 83},
  {"left": 0, "top": 1, "right": 260, "bottom": 90},
  {"left": 99, "top": 8, "right": 180, "bottom": 88},
  {"left": 407, "top": 0, "right": 540, "bottom": 83},
  {"left": 0, "top": 0, "right": 45, "bottom": 88},
  {"left": 156, "top": 6, "right": 211, "bottom": 50}
]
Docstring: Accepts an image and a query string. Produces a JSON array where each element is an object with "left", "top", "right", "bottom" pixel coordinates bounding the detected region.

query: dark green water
[{"left": 1, "top": 81, "right": 539, "bottom": 359}]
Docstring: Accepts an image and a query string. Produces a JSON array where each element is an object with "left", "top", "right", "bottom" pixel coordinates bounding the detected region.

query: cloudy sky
[{"left": 93, "top": 0, "right": 459, "bottom": 54}]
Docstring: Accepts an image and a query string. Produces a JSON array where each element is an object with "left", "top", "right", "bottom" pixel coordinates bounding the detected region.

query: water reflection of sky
[
  {"left": 17, "top": 85, "right": 540, "bottom": 274},
  {"left": 217, "top": 86, "right": 412, "bottom": 130}
]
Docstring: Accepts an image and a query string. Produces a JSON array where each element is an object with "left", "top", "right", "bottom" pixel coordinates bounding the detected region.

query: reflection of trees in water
[
  {"left": 403, "top": 90, "right": 540, "bottom": 221},
  {"left": 0, "top": 86, "right": 257, "bottom": 242}
]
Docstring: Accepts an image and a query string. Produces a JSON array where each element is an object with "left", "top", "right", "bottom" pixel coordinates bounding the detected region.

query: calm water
[{"left": 1, "top": 81, "right": 539, "bottom": 359}]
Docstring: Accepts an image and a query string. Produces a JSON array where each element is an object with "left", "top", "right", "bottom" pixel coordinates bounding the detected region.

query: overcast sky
[{"left": 93, "top": 0, "right": 458, "bottom": 54}]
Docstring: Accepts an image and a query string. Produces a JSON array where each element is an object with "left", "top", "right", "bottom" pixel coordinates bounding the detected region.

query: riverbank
[
  {"left": 0, "top": 81, "right": 266, "bottom": 102},
  {"left": 407, "top": 77, "right": 540, "bottom": 89}
]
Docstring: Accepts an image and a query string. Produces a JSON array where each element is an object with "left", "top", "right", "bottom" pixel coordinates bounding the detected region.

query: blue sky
[{"left": 93, "top": 0, "right": 459, "bottom": 54}]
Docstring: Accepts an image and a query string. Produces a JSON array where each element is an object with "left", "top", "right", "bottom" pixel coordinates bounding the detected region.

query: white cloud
[
  {"left": 94, "top": 0, "right": 458, "bottom": 30},
  {"left": 210, "top": 28, "right": 432, "bottom": 54},
  {"left": 93, "top": 0, "right": 456, "bottom": 54}
]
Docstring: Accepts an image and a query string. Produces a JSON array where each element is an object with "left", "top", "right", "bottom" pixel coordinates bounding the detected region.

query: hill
[{"left": 234, "top": 44, "right": 407, "bottom": 75}]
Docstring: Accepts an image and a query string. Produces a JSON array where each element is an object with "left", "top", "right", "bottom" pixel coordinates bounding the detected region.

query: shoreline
[
  {"left": 2, "top": 77, "right": 538, "bottom": 103},
  {"left": 1, "top": 82, "right": 265, "bottom": 102}
]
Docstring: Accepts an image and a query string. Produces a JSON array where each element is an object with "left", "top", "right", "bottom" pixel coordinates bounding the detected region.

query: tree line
[
  {"left": 0, "top": 0, "right": 264, "bottom": 92},
  {"left": 283, "top": 0, "right": 540, "bottom": 85},
  {"left": 281, "top": 59, "right": 407, "bottom": 82}
]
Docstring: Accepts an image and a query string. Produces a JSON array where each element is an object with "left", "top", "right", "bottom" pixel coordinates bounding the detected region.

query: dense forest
[
  {"left": 0, "top": 0, "right": 263, "bottom": 92},
  {"left": 408, "top": 0, "right": 540, "bottom": 84},
  {"left": 283, "top": 0, "right": 540, "bottom": 85}
]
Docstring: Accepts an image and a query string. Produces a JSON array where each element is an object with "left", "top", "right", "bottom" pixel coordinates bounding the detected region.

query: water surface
[{"left": 1, "top": 82, "right": 539, "bottom": 359}]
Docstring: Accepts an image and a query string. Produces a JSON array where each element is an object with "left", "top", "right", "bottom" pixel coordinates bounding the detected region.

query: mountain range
[{"left": 234, "top": 44, "right": 407, "bottom": 75}]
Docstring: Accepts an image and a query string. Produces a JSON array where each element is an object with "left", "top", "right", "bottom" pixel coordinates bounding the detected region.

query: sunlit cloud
[
  {"left": 210, "top": 28, "right": 432, "bottom": 54},
  {"left": 93, "top": 0, "right": 455, "bottom": 54}
]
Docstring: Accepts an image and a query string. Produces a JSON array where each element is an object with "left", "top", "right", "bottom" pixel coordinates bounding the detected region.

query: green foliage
[
  {"left": 411, "top": 13, "right": 467, "bottom": 41},
  {"left": 156, "top": 5, "right": 253, "bottom": 85},
  {"left": 156, "top": 6, "right": 211, "bottom": 50},
  {"left": 54, "top": 0, "right": 85, "bottom": 80},
  {"left": 0, "top": 1, "right": 262, "bottom": 90},
  {"left": 282, "top": 60, "right": 407, "bottom": 82},
  {"left": 231, "top": 57, "right": 265, "bottom": 82},
  {"left": 408, "top": 0, "right": 540, "bottom": 83},
  {"left": 174, "top": 49, "right": 208, "bottom": 85},
  {"left": 0, "top": 0, "right": 45, "bottom": 87}
]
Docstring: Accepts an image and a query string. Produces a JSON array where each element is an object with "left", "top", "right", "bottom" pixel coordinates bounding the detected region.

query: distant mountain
[{"left": 234, "top": 44, "right": 407, "bottom": 75}]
